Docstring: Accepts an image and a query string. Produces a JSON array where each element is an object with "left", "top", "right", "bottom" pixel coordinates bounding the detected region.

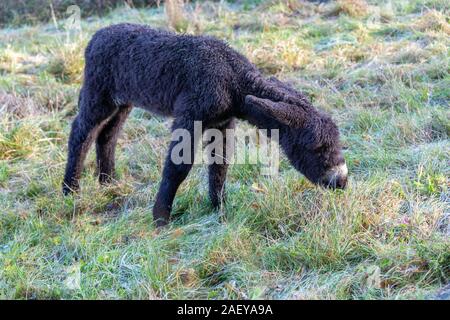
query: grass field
[{"left": 0, "top": 0, "right": 449, "bottom": 299}]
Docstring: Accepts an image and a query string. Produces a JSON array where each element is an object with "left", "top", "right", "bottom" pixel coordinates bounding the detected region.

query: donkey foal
[{"left": 62, "top": 24, "right": 348, "bottom": 227}]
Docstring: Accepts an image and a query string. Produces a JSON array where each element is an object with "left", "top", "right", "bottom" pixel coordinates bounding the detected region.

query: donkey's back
[{"left": 84, "top": 23, "right": 251, "bottom": 117}]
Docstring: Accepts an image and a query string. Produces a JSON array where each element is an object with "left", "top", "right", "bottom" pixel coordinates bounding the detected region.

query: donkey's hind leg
[
  {"left": 62, "top": 90, "right": 118, "bottom": 195},
  {"left": 96, "top": 104, "right": 132, "bottom": 184}
]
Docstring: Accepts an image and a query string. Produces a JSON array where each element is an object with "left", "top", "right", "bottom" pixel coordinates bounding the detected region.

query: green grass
[{"left": 0, "top": 0, "right": 449, "bottom": 299}]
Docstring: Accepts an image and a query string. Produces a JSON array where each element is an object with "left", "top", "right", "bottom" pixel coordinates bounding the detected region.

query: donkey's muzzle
[{"left": 321, "top": 163, "right": 348, "bottom": 190}]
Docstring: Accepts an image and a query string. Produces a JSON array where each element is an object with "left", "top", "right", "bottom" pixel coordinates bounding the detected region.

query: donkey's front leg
[
  {"left": 208, "top": 118, "right": 235, "bottom": 208},
  {"left": 152, "top": 119, "right": 200, "bottom": 227}
]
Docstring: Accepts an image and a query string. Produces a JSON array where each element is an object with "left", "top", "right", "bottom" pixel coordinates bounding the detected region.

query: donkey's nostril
[{"left": 335, "top": 175, "right": 347, "bottom": 189}]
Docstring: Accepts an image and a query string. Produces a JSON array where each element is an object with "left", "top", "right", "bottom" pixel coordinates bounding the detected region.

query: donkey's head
[{"left": 245, "top": 95, "right": 348, "bottom": 189}]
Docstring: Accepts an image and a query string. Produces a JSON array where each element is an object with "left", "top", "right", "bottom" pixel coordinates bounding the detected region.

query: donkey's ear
[{"left": 244, "top": 95, "right": 307, "bottom": 128}]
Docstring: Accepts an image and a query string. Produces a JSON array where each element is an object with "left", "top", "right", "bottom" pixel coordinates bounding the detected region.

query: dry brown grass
[
  {"left": 389, "top": 43, "right": 430, "bottom": 65},
  {"left": 415, "top": 10, "right": 450, "bottom": 35},
  {"left": 0, "top": 91, "right": 42, "bottom": 118},
  {"left": 244, "top": 38, "right": 313, "bottom": 74},
  {"left": 165, "top": 0, "right": 189, "bottom": 32},
  {"left": 326, "top": 0, "right": 369, "bottom": 18},
  {"left": 0, "top": 48, "right": 45, "bottom": 74},
  {"left": 47, "top": 41, "right": 86, "bottom": 84},
  {"left": 0, "top": 122, "right": 39, "bottom": 160}
]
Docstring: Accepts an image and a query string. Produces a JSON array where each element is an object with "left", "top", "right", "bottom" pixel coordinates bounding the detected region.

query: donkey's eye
[{"left": 314, "top": 144, "right": 326, "bottom": 152}]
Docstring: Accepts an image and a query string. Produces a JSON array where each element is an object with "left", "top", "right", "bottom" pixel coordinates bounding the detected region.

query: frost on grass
[{"left": 0, "top": 0, "right": 448, "bottom": 299}]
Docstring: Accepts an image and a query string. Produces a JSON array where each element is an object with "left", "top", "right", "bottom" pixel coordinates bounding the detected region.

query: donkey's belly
[
  {"left": 134, "top": 99, "right": 174, "bottom": 117},
  {"left": 113, "top": 92, "right": 174, "bottom": 117}
]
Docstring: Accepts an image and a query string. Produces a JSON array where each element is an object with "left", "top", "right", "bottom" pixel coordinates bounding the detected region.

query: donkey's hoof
[{"left": 62, "top": 183, "right": 78, "bottom": 196}]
